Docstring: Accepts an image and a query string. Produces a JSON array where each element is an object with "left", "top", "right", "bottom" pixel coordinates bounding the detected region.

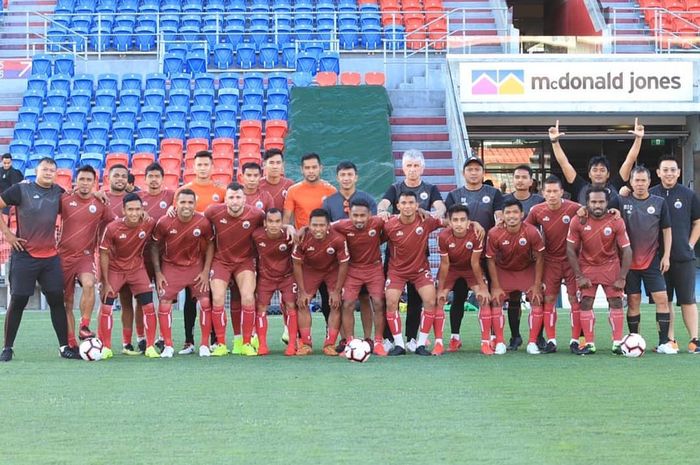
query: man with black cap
[{"left": 0, "top": 153, "right": 24, "bottom": 221}]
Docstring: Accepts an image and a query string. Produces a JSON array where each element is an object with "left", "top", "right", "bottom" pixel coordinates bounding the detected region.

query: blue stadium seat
[
  {"left": 186, "top": 51, "right": 207, "bottom": 75},
  {"left": 214, "top": 120, "right": 236, "bottom": 139},
  {"left": 69, "top": 89, "right": 92, "bottom": 108},
  {"left": 267, "top": 89, "right": 289, "bottom": 106},
  {"left": 295, "top": 25, "right": 314, "bottom": 44},
  {"left": 249, "top": 24, "right": 269, "bottom": 49},
  {"left": 54, "top": 54, "right": 75, "bottom": 76},
  {"left": 188, "top": 121, "right": 211, "bottom": 140},
  {"left": 319, "top": 52, "right": 340, "bottom": 74},
  {"left": 13, "top": 122, "right": 36, "bottom": 142},
  {"left": 27, "top": 76, "right": 48, "bottom": 94},
  {"left": 23, "top": 168, "right": 37, "bottom": 182},
  {"left": 294, "top": 13, "right": 313, "bottom": 30},
  {"left": 141, "top": 106, "right": 163, "bottom": 124},
  {"left": 80, "top": 152, "right": 104, "bottom": 170},
  {"left": 170, "top": 73, "right": 192, "bottom": 90},
  {"left": 268, "top": 72, "right": 289, "bottom": 91},
  {"left": 118, "top": 89, "right": 141, "bottom": 110},
  {"left": 84, "top": 139, "right": 107, "bottom": 155},
  {"left": 236, "top": 43, "right": 256, "bottom": 69},
  {"left": 49, "top": 75, "right": 71, "bottom": 93},
  {"left": 97, "top": 74, "right": 119, "bottom": 91},
  {"left": 42, "top": 107, "right": 65, "bottom": 125},
  {"left": 362, "top": 26, "right": 382, "bottom": 50},
  {"left": 37, "top": 121, "right": 60, "bottom": 141},
  {"left": 266, "top": 104, "right": 288, "bottom": 121},
  {"left": 214, "top": 104, "right": 237, "bottom": 122},
  {"left": 135, "top": 25, "right": 156, "bottom": 51},
  {"left": 72, "top": 74, "right": 94, "bottom": 93},
  {"left": 34, "top": 139, "right": 57, "bottom": 157},
  {"left": 87, "top": 121, "right": 110, "bottom": 141},
  {"left": 121, "top": 74, "right": 142, "bottom": 91},
  {"left": 243, "top": 73, "right": 264, "bottom": 91},
  {"left": 190, "top": 105, "right": 213, "bottom": 122},
  {"left": 137, "top": 121, "right": 160, "bottom": 140},
  {"left": 134, "top": 138, "right": 158, "bottom": 154},
  {"left": 61, "top": 121, "right": 84, "bottom": 141},
  {"left": 94, "top": 89, "right": 117, "bottom": 109},
  {"left": 217, "top": 88, "right": 239, "bottom": 107},
  {"left": 165, "top": 106, "right": 187, "bottom": 123},
  {"left": 160, "top": 24, "right": 178, "bottom": 43},
  {"left": 281, "top": 44, "right": 296, "bottom": 69},
  {"left": 202, "top": 24, "right": 222, "bottom": 50},
  {"left": 242, "top": 89, "right": 264, "bottom": 107},
  {"left": 384, "top": 25, "right": 405, "bottom": 51},
  {"left": 113, "top": 26, "right": 133, "bottom": 52},
  {"left": 145, "top": 73, "right": 167, "bottom": 91},
  {"left": 213, "top": 43, "right": 234, "bottom": 69},
  {"left": 46, "top": 28, "right": 65, "bottom": 52},
  {"left": 46, "top": 89, "right": 68, "bottom": 108},
  {"left": 28, "top": 153, "right": 48, "bottom": 170},
  {"left": 218, "top": 72, "right": 239, "bottom": 89},
  {"left": 65, "top": 108, "right": 89, "bottom": 126},
  {"left": 144, "top": 89, "right": 166, "bottom": 108},
  {"left": 163, "top": 121, "right": 186, "bottom": 140},
  {"left": 22, "top": 90, "right": 44, "bottom": 110},
  {"left": 194, "top": 73, "right": 215, "bottom": 90},
  {"left": 109, "top": 139, "right": 133, "bottom": 154},
  {"left": 57, "top": 139, "right": 81, "bottom": 159},
  {"left": 316, "top": 26, "right": 334, "bottom": 49},
  {"left": 32, "top": 55, "right": 53, "bottom": 77},
  {"left": 274, "top": 24, "right": 292, "bottom": 47},
  {"left": 361, "top": 13, "right": 382, "bottom": 30},
  {"left": 296, "top": 52, "right": 317, "bottom": 75},
  {"left": 54, "top": 152, "right": 79, "bottom": 170},
  {"left": 91, "top": 106, "right": 113, "bottom": 126},
  {"left": 260, "top": 43, "right": 279, "bottom": 69},
  {"left": 181, "top": 14, "right": 202, "bottom": 28},
  {"left": 304, "top": 42, "right": 324, "bottom": 60},
  {"left": 115, "top": 14, "right": 136, "bottom": 30},
  {"left": 116, "top": 107, "right": 138, "bottom": 123},
  {"left": 240, "top": 104, "right": 263, "bottom": 121},
  {"left": 317, "top": 14, "right": 335, "bottom": 31},
  {"left": 112, "top": 121, "right": 135, "bottom": 141},
  {"left": 160, "top": 14, "right": 180, "bottom": 31},
  {"left": 339, "top": 25, "right": 360, "bottom": 50},
  {"left": 193, "top": 88, "right": 215, "bottom": 108},
  {"left": 179, "top": 24, "right": 201, "bottom": 44},
  {"left": 224, "top": 24, "right": 245, "bottom": 48},
  {"left": 9, "top": 141, "right": 31, "bottom": 168},
  {"left": 168, "top": 88, "right": 191, "bottom": 108},
  {"left": 89, "top": 27, "right": 110, "bottom": 52},
  {"left": 17, "top": 108, "right": 40, "bottom": 125},
  {"left": 163, "top": 54, "right": 185, "bottom": 76}
]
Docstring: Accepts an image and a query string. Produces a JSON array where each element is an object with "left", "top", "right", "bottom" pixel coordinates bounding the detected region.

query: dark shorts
[
  {"left": 9, "top": 251, "right": 64, "bottom": 297},
  {"left": 626, "top": 256, "right": 666, "bottom": 295},
  {"left": 665, "top": 259, "right": 697, "bottom": 305},
  {"left": 61, "top": 253, "right": 96, "bottom": 296}
]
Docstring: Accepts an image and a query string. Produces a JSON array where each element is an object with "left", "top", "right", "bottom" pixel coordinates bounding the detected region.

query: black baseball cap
[{"left": 463, "top": 156, "right": 484, "bottom": 169}]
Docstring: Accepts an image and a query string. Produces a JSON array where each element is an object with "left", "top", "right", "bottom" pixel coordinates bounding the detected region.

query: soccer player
[
  {"left": 253, "top": 208, "right": 298, "bottom": 356},
  {"left": 620, "top": 166, "right": 675, "bottom": 354},
  {"left": 332, "top": 198, "right": 387, "bottom": 355},
  {"left": 151, "top": 188, "right": 214, "bottom": 358},
  {"left": 97, "top": 193, "right": 156, "bottom": 359},
  {"left": 436, "top": 204, "right": 490, "bottom": 354},
  {"left": 525, "top": 175, "right": 582, "bottom": 353},
  {"left": 0, "top": 153, "right": 23, "bottom": 219},
  {"left": 105, "top": 164, "right": 129, "bottom": 220},
  {"left": 59, "top": 165, "right": 111, "bottom": 348},
  {"left": 259, "top": 148, "right": 295, "bottom": 211},
  {"left": 292, "top": 208, "right": 349, "bottom": 355},
  {"left": 478, "top": 199, "right": 545, "bottom": 355},
  {"left": 650, "top": 154, "right": 700, "bottom": 352},
  {"left": 383, "top": 191, "right": 444, "bottom": 356},
  {"left": 239, "top": 161, "right": 274, "bottom": 211},
  {"left": 378, "top": 149, "right": 446, "bottom": 353},
  {"left": 566, "top": 187, "right": 633, "bottom": 355},
  {"left": 444, "top": 156, "right": 503, "bottom": 351},
  {"left": 0, "top": 157, "right": 81, "bottom": 361}
]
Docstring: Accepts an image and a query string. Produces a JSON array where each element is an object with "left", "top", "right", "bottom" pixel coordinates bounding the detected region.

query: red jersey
[
  {"left": 152, "top": 213, "right": 213, "bottom": 268},
  {"left": 332, "top": 217, "right": 384, "bottom": 268},
  {"left": 566, "top": 213, "right": 630, "bottom": 267},
  {"left": 245, "top": 188, "right": 274, "bottom": 212},
  {"left": 526, "top": 200, "right": 581, "bottom": 260},
  {"left": 259, "top": 177, "right": 295, "bottom": 211},
  {"left": 59, "top": 193, "right": 111, "bottom": 257},
  {"left": 485, "top": 223, "right": 545, "bottom": 271},
  {"left": 437, "top": 224, "right": 483, "bottom": 272},
  {"left": 141, "top": 189, "right": 175, "bottom": 221},
  {"left": 384, "top": 215, "right": 442, "bottom": 272},
  {"left": 99, "top": 217, "right": 156, "bottom": 271},
  {"left": 292, "top": 230, "right": 349, "bottom": 271},
  {"left": 105, "top": 191, "right": 127, "bottom": 221},
  {"left": 205, "top": 204, "right": 265, "bottom": 265},
  {"left": 253, "top": 227, "right": 293, "bottom": 279}
]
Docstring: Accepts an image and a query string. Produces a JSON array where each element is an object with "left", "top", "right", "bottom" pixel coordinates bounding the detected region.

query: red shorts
[
  {"left": 257, "top": 273, "right": 296, "bottom": 306},
  {"left": 580, "top": 262, "right": 623, "bottom": 298},
  {"left": 493, "top": 266, "right": 535, "bottom": 305},
  {"left": 343, "top": 263, "right": 385, "bottom": 301},
  {"left": 442, "top": 268, "right": 476, "bottom": 292},
  {"left": 543, "top": 258, "right": 577, "bottom": 297},
  {"left": 106, "top": 267, "right": 152, "bottom": 297},
  {"left": 160, "top": 262, "right": 208, "bottom": 301},
  {"left": 385, "top": 266, "right": 434, "bottom": 292},
  {"left": 211, "top": 258, "right": 256, "bottom": 283},
  {"left": 303, "top": 267, "right": 339, "bottom": 296},
  {"left": 61, "top": 253, "right": 96, "bottom": 295}
]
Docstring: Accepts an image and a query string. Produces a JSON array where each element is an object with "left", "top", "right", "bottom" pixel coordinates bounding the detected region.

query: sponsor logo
[
  {"left": 220, "top": 218, "right": 227, "bottom": 224},
  {"left": 584, "top": 225, "right": 592, "bottom": 231},
  {"left": 518, "top": 237, "right": 527, "bottom": 246},
  {"left": 347, "top": 232, "right": 355, "bottom": 237},
  {"left": 396, "top": 231, "right": 404, "bottom": 237},
  {"left": 88, "top": 205, "right": 97, "bottom": 214},
  {"left": 258, "top": 241, "right": 266, "bottom": 247},
  {"left": 472, "top": 69, "right": 524, "bottom": 95},
  {"left": 33, "top": 194, "right": 40, "bottom": 199},
  {"left": 308, "top": 246, "right": 315, "bottom": 252},
  {"left": 449, "top": 243, "right": 456, "bottom": 248},
  {"left": 603, "top": 227, "right": 612, "bottom": 236},
  {"left": 647, "top": 206, "right": 656, "bottom": 214},
  {"left": 193, "top": 228, "right": 201, "bottom": 237},
  {"left": 542, "top": 215, "right": 550, "bottom": 222},
  {"left": 282, "top": 189, "right": 288, "bottom": 198},
  {"left": 118, "top": 233, "right": 127, "bottom": 239},
  {"left": 502, "top": 240, "right": 510, "bottom": 245},
  {"left": 461, "top": 197, "right": 466, "bottom": 203},
  {"left": 169, "top": 229, "right": 178, "bottom": 234},
  {"left": 69, "top": 201, "right": 78, "bottom": 207}
]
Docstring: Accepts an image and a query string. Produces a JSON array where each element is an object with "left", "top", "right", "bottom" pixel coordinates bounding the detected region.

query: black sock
[
  {"left": 449, "top": 280, "right": 468, "bottom": 335},
  {"left": 319, "top": 283, "right": 330, "bottom": 324},
  {"left": 4, "top": 295, "right": 29, "bottom": 348},
  {"left": 627, "top": 313, "right": 641, "bottom": 334},
  {"left": 405, "top": 284, "right": 421, "bottom": 340},
  {"left": 183, "top": 288, "right": 197, "bottom": 344},
  {"left": 45, "top": 292, "right": 69, "bottom": 347},
  {"left": 507, "top": 300, "right": 521, "bottom": 339},
  {"left": 656, "top": 312, "right": 671, "bottom": 345}
]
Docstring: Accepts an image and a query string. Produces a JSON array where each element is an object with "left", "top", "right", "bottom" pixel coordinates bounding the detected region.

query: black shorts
[
  {"left": 626, "top": 256, "right": 666, "bottom": 295},
  {"left": 665, "top": 259, "right": 697, "bottom": 306},
  {"left": 9, "top": 251, "right": 64, "bottom": 297}
]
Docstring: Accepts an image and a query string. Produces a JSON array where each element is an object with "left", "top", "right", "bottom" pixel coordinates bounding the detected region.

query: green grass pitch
[{"left": 1, "top": 306, "right": 698, "bottom": 465}]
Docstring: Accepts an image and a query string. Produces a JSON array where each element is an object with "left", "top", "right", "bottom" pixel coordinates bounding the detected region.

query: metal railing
[
  {"left": 608, "top": 6, "right": 700, "bottom": 53},
  {"left": 444, "top": 58, "right": 469, "bottom": 188}
]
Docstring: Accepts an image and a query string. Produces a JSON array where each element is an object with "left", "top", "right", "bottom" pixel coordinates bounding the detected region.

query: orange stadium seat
[
  {"left": 183, "top": 169, "right": 195, "bottom": 184},
  {"left": 160, "top": 138, "right": 184, "bottom": 158},
  {"left": 55, "top": 169, "right": 73, "bottom": 191},
  {"left": 364, "top": 71, "right": 386, "bottom": 86},
  {"left": 424, "top": 0, "right": 444, "bottom": 8},
  {"left": 359, "top": 0, "right": 380, "bottom": 4},
  {"left": 402, "top": 0, "right": 424, "bottom": 13},
  {"left": 315, "top": 71, "right": 338, "bottom": 86},
  {"left": 158, "top": 153, "right": 182, "bottom": 173},
  {"left": 265, "top": 120, "right": 288, "bottom": 139},
  {"left": 340, "top": 72, "right": 361, "bottom": 86},
  {"left": 211, "top": 167, "right": 233, "bottom": 185},
  {"left": 663, "top": 0, "right": 686, "bottom": 12},
  {"left": 239, "top": 120, "right": 263, "bottom": 140},
  {"left": 239, "top": 156, "right": 262, "bottom": 171},
  {"left": 238, "top": 137, "right": 262, "bottom": 158},
  {"left": 132, "top": 152, "right": 155, "bottom": 172},
  {"left": 163, "top": 173, "right": 180, "bottom": 190},
  {"left": 687, "top": 0, "right": 700, "bottom": 11},
  {"left": 263, "top": 137, "right": 285, "bottom": 151},
  {"left": 186, "top": 138, "right": 209, "bottom": 159},
  {"left": 212, "top": 137, "right": 235, "bottom": 157},
  {"left": 213, "top": 152, "right": 234, "bottom": 172},
  {"left": 104, "top": 152, "right": 129, "bottom": 172},
  {"left": 381, "top": 12, "right": 403, "bottom": 27}
]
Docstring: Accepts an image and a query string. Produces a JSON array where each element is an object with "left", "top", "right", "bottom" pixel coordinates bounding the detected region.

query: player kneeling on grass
[
  {"left": 293, "top": 208, "right": 349, "bottom": 355},
  {"left": 150, "top": 189, "right": 215, "bottom": 358},
  {"left": 253, "top": 208, "right": 298, "bottom": 356},
  {"left": 566, "top": 187, "right": 633, "bottom": 355},
  {"left": 477, "top": 199, "right": 545, "bottom": 355},
  {"left": 436, "top": 204, "right": 490, "bottom": 353},
  {"left": 98, "top": 193, "right": 156, "bottom": 359}
]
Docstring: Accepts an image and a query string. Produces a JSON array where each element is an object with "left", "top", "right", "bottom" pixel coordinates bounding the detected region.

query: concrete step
[
  {"left": 391, "top": 107, "right": 446, "bottom": 117},
  {"left": 393, "top": 150, "right": 452, "bottom": 160},
  {"left": 390, "top": 116, "right": 447, "bottom": 125},
  {"left": 393, "top": 140, "right": 452, "bottom": 151},
  {"left": 392, "top": 132, "right": 449, "bottom": 142},
  {"left": 391, "top": 124, "right": 448, "bottom": 134},
  {"left": 394, "top": 159, "right": 454, "bottom": 170}
]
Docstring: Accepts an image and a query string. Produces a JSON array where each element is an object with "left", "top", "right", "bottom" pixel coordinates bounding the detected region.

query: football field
[{"left": 1, "top": 306, "right": 698, "bottom": 465}]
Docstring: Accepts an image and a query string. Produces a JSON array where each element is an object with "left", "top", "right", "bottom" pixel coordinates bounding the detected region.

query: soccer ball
[
  {"left": 344, "top": 338, "right": 371, "bottom": 363},
  {"left": 79, "top": 338, "right": 104, "bottom": 361},
  {"left": 621, "top": 333, "right": 646, "bottom": 358}
]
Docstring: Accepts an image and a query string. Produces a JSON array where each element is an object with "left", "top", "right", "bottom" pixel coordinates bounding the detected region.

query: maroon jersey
[
  {"left": 99, "top": 217, "right": 156, "bottom": 271},
  {"left": 105, "top": 191, "right": 127, "bottom": 221},
  {"left": 141, "top": 189, "right": 175, "bottom": 221},
  {"left": 259, "top": 176, "right": 294, "bottom": 211},
  {"left": 205, "top": 204, "right": 265, "bottom": 265},
  {"left": 245, "top": 189, "right": 274, "bottom": 212},
  {"left": 485, "top": 223, "right": 545, "bottom": 271},
  {"left": 253, "top": 228, "right": 293, "bottom": 279},
  {"left": 292, "top": 230, "right": 349, "bottom": 271},
  {"left": 526, "top": 200, "right": 580, "bottom": 260},
  {"left": 59, "top": 193, "right": 111, "bottom": 257},
  {"left": 437, "top": 224, "right": 483, "bottom": 272},
  {"left": 332, "top": 216, "right": 384, "bottom": 268},
  {"left": 384, "top": 215, "right": 442, "bottom": 273},
  {"left": 566, "top": 213, "right": 630, "bottom": 267},
  {"left": 152, "top": 213, "right": 213, "bottom": 268}
]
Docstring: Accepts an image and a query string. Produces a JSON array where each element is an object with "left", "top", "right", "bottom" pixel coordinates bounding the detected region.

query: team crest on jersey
[
  {"left": 138, "top": 231, "right": 146, "bottom": 239},
  {"left": 416, "top": 226, "right": 424, "bottom": 235},
  {"left": 279, "top": 243, "right": 288, "bottom": 252},
  {"left": 89, "top": 204, "right": 97, "bottom": 214},
  {"left": 159, "top": 201, "right": 168, "bottom": 209},
  {"left": 461, "top": 197, "right": 466, "bottom": 204},
  {"left": 282, "top": 189, "right": 288, "bottom": 198},
  {"left": 193, "top": 228, "right": 201, "bottom": 237},
  {"left": 518, "top": 237, "right": 527, "bottom": 246},
  {"left": 326, "top": 247, "right": 336, "bottom": 255},
  {"left": 466, "top": 241, "right": 474, "bottom": 249},
  {"left": 255, "top": 200, "right": 263, "bottom": 209},
  {"left": 420, "top": 192, "right": 429, "bottom": 200},
  {"left": 213, "top": 194, "right": 221, "bottom": 202},
  {"left": 242, "top": 220, "right": 251, "bottom": 229},
  {"left": 674, "top": 200, "right": 683, "bottom": 209},
  {"left": 647, "top": 206, "right": 656, "bottom": 214},
  {"left": 368, "top": 229, "right": 377, "bottom": 237},
  {"left": 603, "top": 227, "right": 612, "bottom": 236},
  {"left": 482, "top": 196, "right": 491, "bottom": 204},
  {"left": 562, "top": 215, "right": 571, "bottom": 224}
]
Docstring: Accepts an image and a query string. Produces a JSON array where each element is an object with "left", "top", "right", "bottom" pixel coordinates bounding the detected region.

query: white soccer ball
[
  {"left": 344, "top": 338, "right": 371, "bottom": 363},
  {"left": 621, "top": 333, "right": 646, "bottom": 358},
  {"left": 79, "top": 337, "right": 104, "bottom": 361}
]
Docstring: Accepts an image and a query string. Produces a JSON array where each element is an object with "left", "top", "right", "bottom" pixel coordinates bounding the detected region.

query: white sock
[
  {"left": 451, "top": 334, "right": 460, "bottom": 341},
  {"left": 436, "top": 338, "right": 443, "bottom": 345},
  {"left": 393, "top": 334, "right": 405, "bottom": 348},
  {"left": 417, "top": 331, "right": 429, "bottom": 347}
]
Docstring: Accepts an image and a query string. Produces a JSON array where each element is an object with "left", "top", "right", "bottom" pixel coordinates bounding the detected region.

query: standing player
[
  {"left": 151, "top": 188, "right": 214, "bottom": 358},
  {"left": 240, "top": 161, "right": 274, "bottom": 211},
  {"left": 525, "top": 175, "right": 582, "bottom": 353},
  {"left": 650, "top": 154, "right": 700, "bottom": 352},
  {"left": 59, "top": 165, "right": 111, "bottom": 348},
  {"left": 292, "top": 209, "right": 349, "bottom": 355},
  {"left": 620, "top": 166, "right": 675, "bottom": 354},
  {"left": 332, "top": 198, "right": 387, "bottom": 355},
  {"left": 97, "top": 193, "right": 156, "bottom": 358},
  {"left": 253, "top": 208, "right": 298, "bottom": 356},
  {"left": 383, "top": 191, "right": 444, "bottom": 356},
  {"left": 0, "top": 157, "right": 81, "bottom": 361},
  {"left": 478, "top": 199, "right": 545, "bottom": 355},
  {"left": 436, "top": 204, "right": 490, "bottom": 353},
  {"left": 259, "top": 148, "right": 295, "bottom": 211},
  {"left": 566, "top": 187, "right": 633, "bottom": 355}
]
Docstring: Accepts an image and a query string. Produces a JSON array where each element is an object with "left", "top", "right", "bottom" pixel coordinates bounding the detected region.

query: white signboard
[{"left": 460, "top": 61, "right": 694, "bottom": 103}]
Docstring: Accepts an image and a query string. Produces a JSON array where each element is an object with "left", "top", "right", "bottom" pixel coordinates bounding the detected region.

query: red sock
[
  {"left": 122, "top": 327, "right": 133, "bottom": 346},
  {"left": 212, "top": 305, "right": 227, "bottom": 346},
  {"left": 543, "top": 302, "right": 557, "bottom": 340},
  {"left": 580, "top": 310, "right": 595, "bottom": 343},
  {"left": 256, "top": 313, "right": 268, "bottom": 348},
  {"left": 199, "top": 299, "right": 212, "bottom": 348},
  {"left": 286, "top": 310, "right": 298, "bottom": 348},
  {"left": 299, "top": 327, "right": 312, "bottom": 346},
  {"left": 528, "top": 305, "right": 544, "bottom": 344},
  {"left": 68, "top": 334, "right": 77, "bottom": 348},
  {"left": 420, "top": 310, "right": 435, "bottom": 334},
  {"left": 491, "top": 306, "right": 504, "bottom": 343},
  {"left": 386, "top": 310, "right": 402, "bottom": 336},
  {"left": 142, "top": 303, "right": 157, "bottom": 347},
  {"left": 242, "top": 305, "right": 255, "bottom": 344},
  {"left": 80, "top": 317, "right": 90, "bottom": 328},
  {"left": 433, "top": 308, "right": 445, "bottom": 340},
  {"left": 231, "top": 304, "right": 242, "bottom": 337},
  {"left": 324, "top": 327, "right": 339, "bottom": 346},
  {"left": 98, "top": 304, "right": 113, "bottom": 349},
  {"left": 281, "top": 305, "right": 289, "bottom": 325},
  {"left": 609, "top": 307, "right": 624, "bottom": 341},
  {"left": 158, "top": 302, "right": 173, "bottom": 347},
  {"left": 478, "top": 306, "right": 492, "bottom": 341},
  {"left": 570, "top": 299, "right": 581, "bottom": 340}
]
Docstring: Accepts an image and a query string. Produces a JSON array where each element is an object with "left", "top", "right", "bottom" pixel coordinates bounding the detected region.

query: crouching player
[
  {"left": 436, "top": 204, "right": 490, "bottom": 354},
  {"left": 98, "top": 193, "right": 156, "bottom": 359},
  {"left": 150, "top": 189, "right": 214, "bottom": 358}
]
